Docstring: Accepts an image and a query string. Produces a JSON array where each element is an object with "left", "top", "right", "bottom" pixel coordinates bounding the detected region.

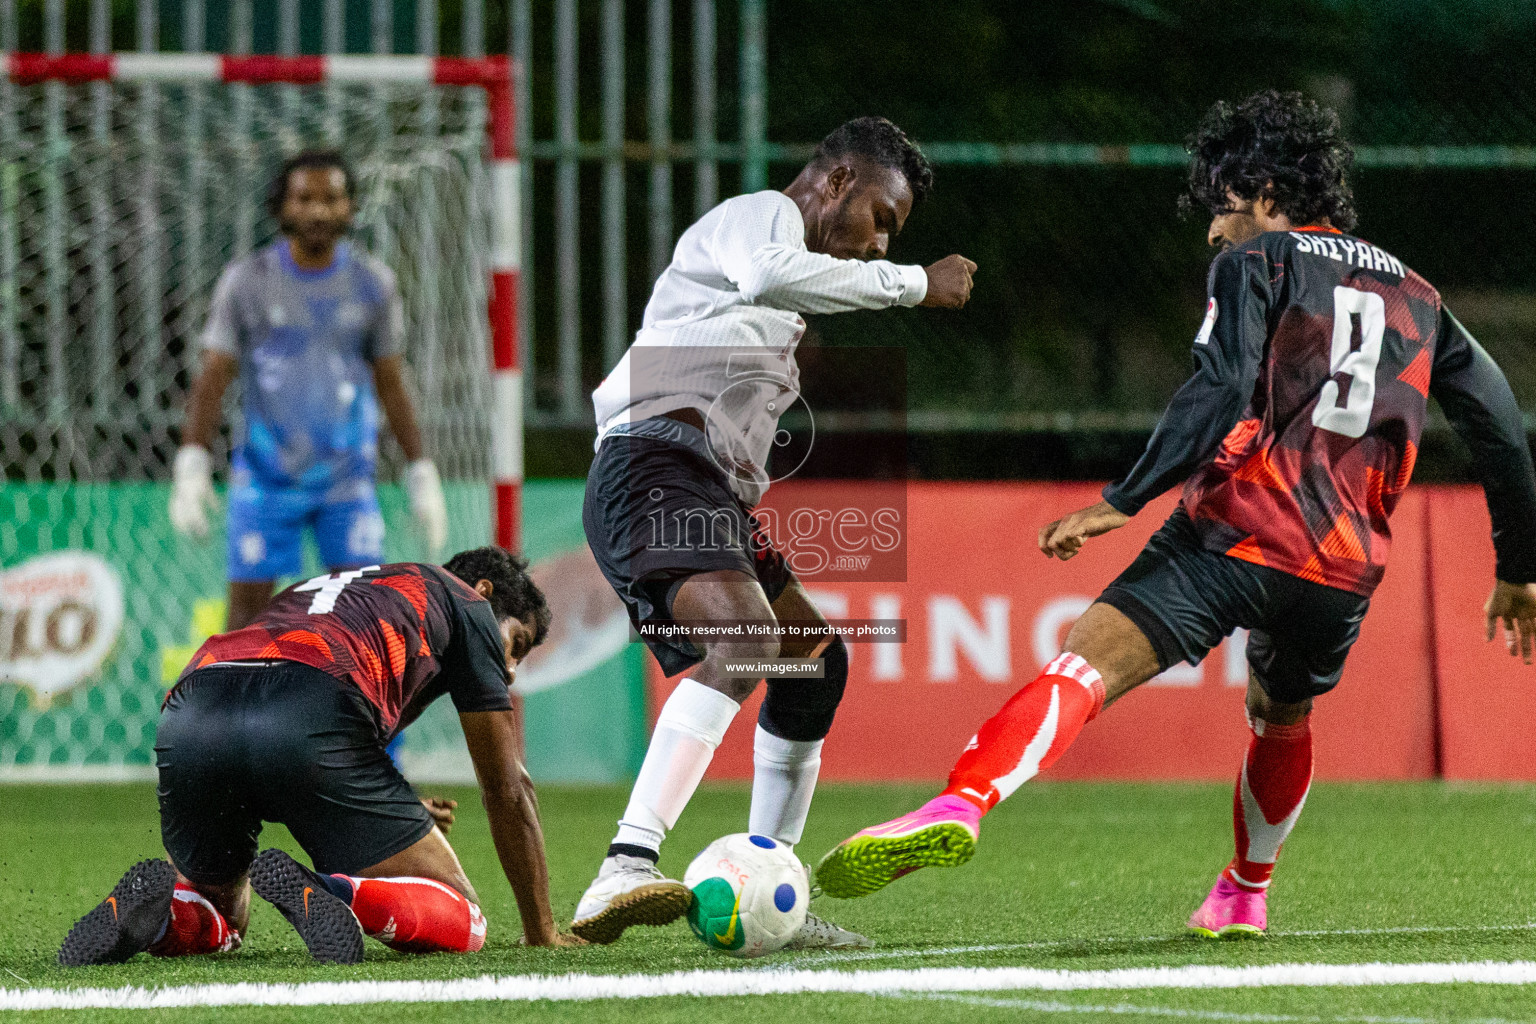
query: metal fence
[
  {"left": 1, "top": 0, "right": 771, "bottom": 467},
  {"left": 515, "top": 0, "right": 768, "bottom": 426},
  {"left": 5, "top": 0, "right": 1535, "bottom": 451},
  {"left": 0, "top": 1, "right": 504, "bottom": 485},
  {"left": 516, "top": 0, "right": 1536, "bottom": 434}
]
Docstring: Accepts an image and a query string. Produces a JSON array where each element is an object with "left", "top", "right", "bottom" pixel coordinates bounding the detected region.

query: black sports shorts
[
  {"left": 156, "top": 661, "right": 434, "bottom": 884},
  {"left": 584, "top": 420, "right": 792, "bottom": 677},
  {"left": 1098, "top": 508, "right": 1370, "bottom": 705}
]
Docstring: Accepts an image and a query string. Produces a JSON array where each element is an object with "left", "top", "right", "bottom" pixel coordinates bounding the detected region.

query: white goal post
[{"left": 0, "top": 51, "right": 524, "bottom": 548}]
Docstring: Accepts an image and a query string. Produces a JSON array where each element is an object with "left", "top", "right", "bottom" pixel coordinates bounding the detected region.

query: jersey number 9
[{"left": 1312, "top": 285, "right": 1386, "bottom": 440}]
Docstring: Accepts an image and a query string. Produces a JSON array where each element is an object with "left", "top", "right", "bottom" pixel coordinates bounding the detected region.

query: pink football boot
[
  {"left": 815, "top": 795, "right": 981, "bottom": 899},
  {"left": 1187, "top": 875, "right": 1267, "bottom": 939}
]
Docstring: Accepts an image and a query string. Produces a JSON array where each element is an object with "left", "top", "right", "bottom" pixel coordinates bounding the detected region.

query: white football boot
[
  {"left": 784, "top": 910, "right": 875, "bottom": 950},
  {"left": 783, "top": 864, "right": 873, "bottom": 950},
  {"left": 570, "top": 854, "right": 692, "bottom": 944}
]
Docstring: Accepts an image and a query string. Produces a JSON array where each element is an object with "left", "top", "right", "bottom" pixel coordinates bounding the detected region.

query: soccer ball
[{"left": 684, "top": 833, "right": 809, "bottom": 958}]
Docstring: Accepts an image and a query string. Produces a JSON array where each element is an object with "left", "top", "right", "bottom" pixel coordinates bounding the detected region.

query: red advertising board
[
  {"left": 646, "top": 482, "right": 1437, "bottom": 782},
  {"left": 1426, "top": 486, "right": 1536, "bottom": 780}
]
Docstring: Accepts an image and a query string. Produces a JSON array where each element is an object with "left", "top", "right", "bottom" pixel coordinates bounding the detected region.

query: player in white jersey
[
  {"left": 168, "top": 151, "right": 449, "bottom": 631},
  {"left": 573, "top": 117, "right": 977, "bottom": 946}
]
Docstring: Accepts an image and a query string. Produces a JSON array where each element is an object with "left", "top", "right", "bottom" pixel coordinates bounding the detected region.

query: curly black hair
[
  {"left": 443, "top": 546, "right": 551, "bottom": 647},
  {"left": 266, "top": 149, "right": 356, "bottom": 220},
  {"left": 1182, "top": 89, "right": 1357, "bottom": 232},
  {"left": 813, "top": 116, "right": 934, "bottom": 204}
]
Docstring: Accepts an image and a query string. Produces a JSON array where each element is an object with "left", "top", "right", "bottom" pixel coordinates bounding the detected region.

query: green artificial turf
[{"left": 5, "top": 780, "right": 1536, "bottom": 1022}]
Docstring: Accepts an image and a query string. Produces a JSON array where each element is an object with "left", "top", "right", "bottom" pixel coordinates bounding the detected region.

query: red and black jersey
[
  {"left": 1105, "top": 228, "right": 1536, "bottom": 596},
  {"left": 175, "top": 563, "right": 512, "bottom": 738}
]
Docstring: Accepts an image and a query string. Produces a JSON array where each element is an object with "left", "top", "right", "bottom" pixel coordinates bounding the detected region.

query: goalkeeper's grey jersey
[
  {"left": 202, "top": 240, "right": 404, "bottom": 489},
  {"left": 590, "top": 190, "right": 927, "bottom": 505}
]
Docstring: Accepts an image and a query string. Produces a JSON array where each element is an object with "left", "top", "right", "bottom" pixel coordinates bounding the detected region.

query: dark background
[
  {"left": 523, "top": 0, "right": 1536, "bottom": 480},
  {"left": 12, "top": 0, "right": 1536, "bottom": 481}
]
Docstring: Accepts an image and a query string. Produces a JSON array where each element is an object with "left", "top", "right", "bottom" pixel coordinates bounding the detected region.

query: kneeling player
[
  {"left": 817, "top": 91, "right": 1536, "bottom": 937},
  {"left": 59, "top": 548, "right": 576, "bottom": 965}
]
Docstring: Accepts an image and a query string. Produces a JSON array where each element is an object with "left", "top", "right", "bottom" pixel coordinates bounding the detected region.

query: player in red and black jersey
[
  {"left": 818, "top": 91, "right": 1536, "bottom": 931},
  {"left": 59, "top": 548, "right": 580, "bottom": 966}
]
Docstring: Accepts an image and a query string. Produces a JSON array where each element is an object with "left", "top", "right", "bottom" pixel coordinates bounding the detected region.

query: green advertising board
[{"left": 0, "top": 479, "right": 647, "bottom": 784}]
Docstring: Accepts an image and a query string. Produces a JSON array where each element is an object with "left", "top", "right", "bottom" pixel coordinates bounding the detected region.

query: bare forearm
[
  {"left": 483, "top": 776, "right": 558, "bottom": 945},
  {"left": 182, "top": 355, "right": 236, "bottom": 450},
  {"left": 373, "top": 357, "right": 425, "bottom": 462},
  {"left": 380, "top": 386, "right": 424, "bottom": 461}
]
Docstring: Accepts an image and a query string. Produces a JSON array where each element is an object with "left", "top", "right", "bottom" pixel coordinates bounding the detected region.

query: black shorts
[
  {"left": 584, "top": 428, "right": 793, "bottom": 677},
  {"left": 1098, "top": 509, "right": 1370, "bottom": 705},
  {"left": 156, "top": 661, "right": 434, "bottom": 884}
]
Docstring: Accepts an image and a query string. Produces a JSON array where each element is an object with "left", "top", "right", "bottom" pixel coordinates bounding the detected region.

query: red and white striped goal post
[{"left": 4, "top": 51, "right": 526, "bottom": 553}]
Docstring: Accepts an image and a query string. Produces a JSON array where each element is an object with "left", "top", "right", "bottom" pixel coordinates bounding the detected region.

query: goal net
[{"left": 0, "top": 55, "right": 513, "bottom": 778}]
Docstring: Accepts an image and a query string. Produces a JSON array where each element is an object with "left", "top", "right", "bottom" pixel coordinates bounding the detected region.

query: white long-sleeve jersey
[{"left": 591, "top": 190, "right": 928, "bottom": 505}]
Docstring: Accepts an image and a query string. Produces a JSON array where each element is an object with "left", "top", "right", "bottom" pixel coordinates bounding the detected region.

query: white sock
[
  {"left": 748, "top": 724, "right": 824, "bottom": 846},
  {"left": 612, "top": 679, "right": 741, "bottom": 854}
]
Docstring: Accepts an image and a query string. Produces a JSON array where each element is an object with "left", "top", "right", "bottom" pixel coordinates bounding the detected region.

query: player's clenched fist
[{"left": 920, "top": 254, "right": 978, "bottom": 308}]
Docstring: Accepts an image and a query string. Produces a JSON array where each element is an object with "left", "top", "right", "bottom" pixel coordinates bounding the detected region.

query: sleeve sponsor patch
[{"left": 1194, "top": 297, "right": 1218, "bottom": 346}]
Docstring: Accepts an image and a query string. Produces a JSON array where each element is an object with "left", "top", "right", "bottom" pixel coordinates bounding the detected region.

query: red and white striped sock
[
  {"left": 1224, "top": 716, "right": 1313, "bottom": 893},
  {"left": 342, "top": 876, "right": 487, "bottom": 953},
  {"left": 942, "top": 652, "right": 1107, "bottom": 814},
  {"left": 147, "top": 884, "right": 239, "bottom": 957}
]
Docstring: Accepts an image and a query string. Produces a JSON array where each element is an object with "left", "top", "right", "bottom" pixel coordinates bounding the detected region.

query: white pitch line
[
  {"left": 775, "top": 938, "right": 1101, "bottom": 967},
  {"left": 779, "top": 923, "right": 1536, "bottom": 968},
  {"left": 1282, "top": 924, "right": 1536, "bottom": 939},
  {"left": 9, "top": 961, "right": 1536, "bottom": 1011},
  {"left": 893, "top": 991, "right": 1524, "bottom": 1024}
]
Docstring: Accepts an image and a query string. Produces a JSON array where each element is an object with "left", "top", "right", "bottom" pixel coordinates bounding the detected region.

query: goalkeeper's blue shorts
[{"left": 226, "top": 474, "right": 384, "bottom": 582}]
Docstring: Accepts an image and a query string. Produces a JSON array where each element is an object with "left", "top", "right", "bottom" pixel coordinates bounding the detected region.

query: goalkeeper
[{"left": 170, "top": 149, "right": 449, "bottom": 630}]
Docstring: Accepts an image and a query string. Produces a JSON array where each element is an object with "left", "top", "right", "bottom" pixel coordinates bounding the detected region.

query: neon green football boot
[{"left": 816, "top": 795, "right": 980, "bottom": 899}]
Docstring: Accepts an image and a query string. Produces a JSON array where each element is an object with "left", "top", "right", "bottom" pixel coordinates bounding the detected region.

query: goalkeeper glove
[
  {"left": 406, "top": 458, "right": 450, "bottom": 559},
  {"left": 169, "top": 445, "right": 220, "bottom": 540}
]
